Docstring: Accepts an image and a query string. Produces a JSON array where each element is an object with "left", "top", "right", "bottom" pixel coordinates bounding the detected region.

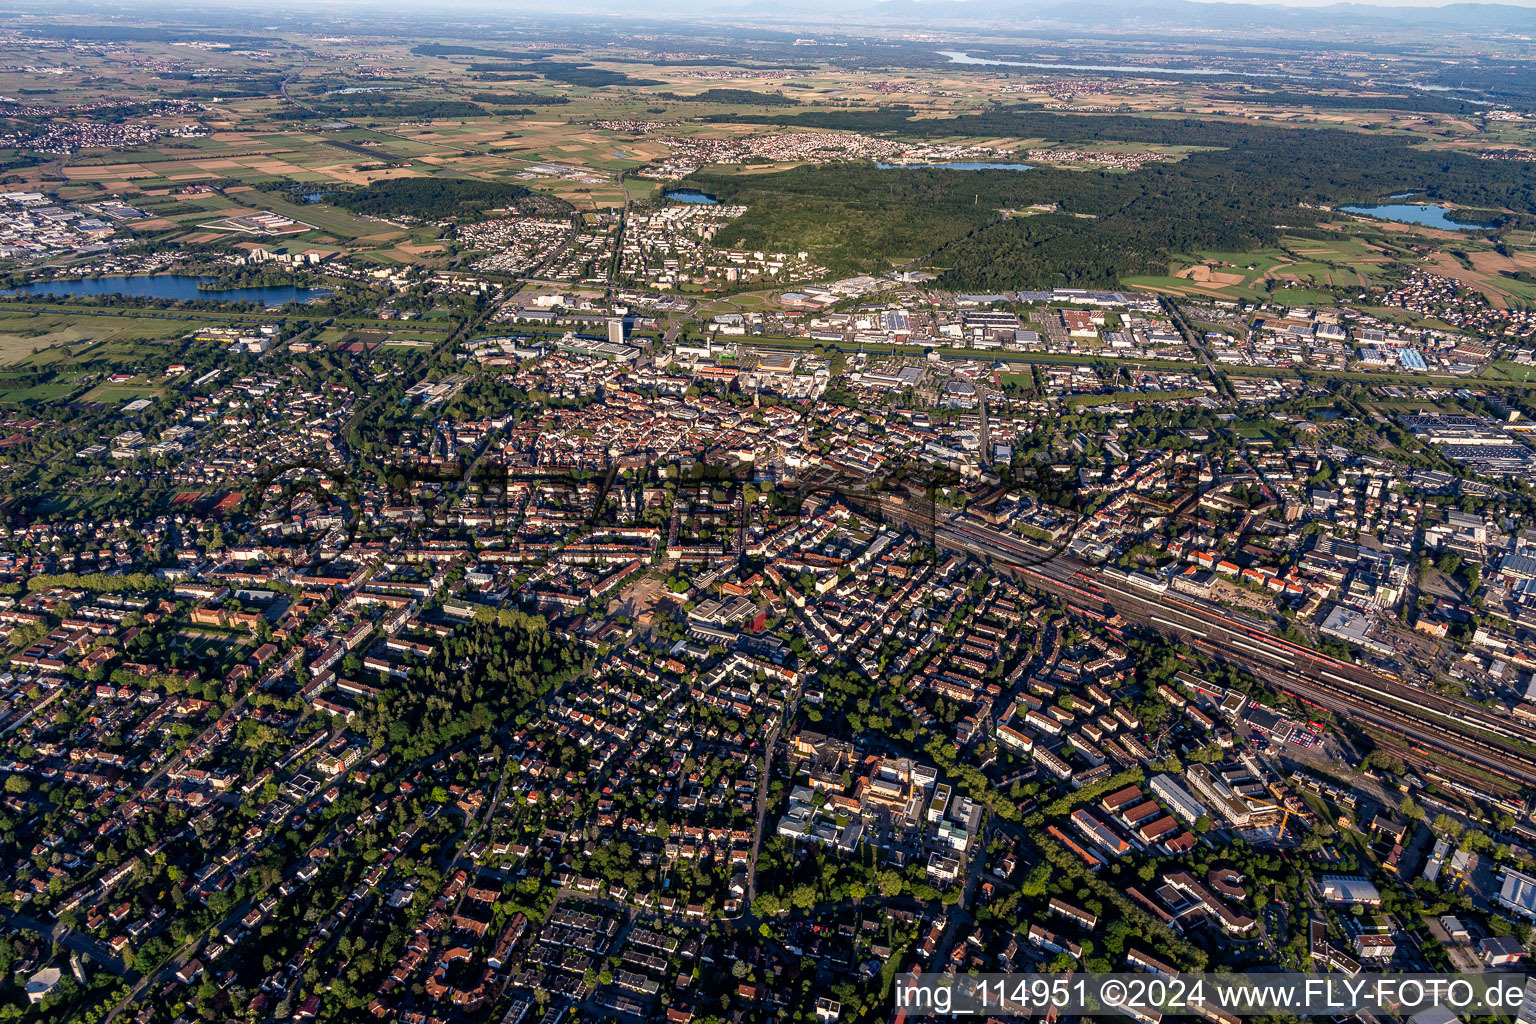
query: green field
[
  {"left": 1481, "top": 360, "right": 1536, "bottom": 383},
  {"left": 0, "top": 309, "right": 190, "bottom": 366},
  {"left": 79, "top": 382, "right": 166, "bottom": 403},
  {"left": 1123, "top": 235, "right": 1402, "bottom": 305},
  {"left": 0, "top": 372, "right": 87, "bottom": 405}
]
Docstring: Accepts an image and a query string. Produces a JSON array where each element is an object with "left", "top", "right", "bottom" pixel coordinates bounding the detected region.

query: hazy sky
[
  {"left": 500, "top": 0, "right": 1536, "bottom": 13},
  {"left": 1182, "top": 0, "right": 1536, "bottom": 7},
  {"left": 262, "top": 0, "right": 1536, "bottom": 10}
]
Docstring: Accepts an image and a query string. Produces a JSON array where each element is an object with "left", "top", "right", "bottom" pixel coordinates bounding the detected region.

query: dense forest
[
  {"left": 461, "top": 59, "right": 660, "bottom": 88},
  {"left": 408, "top": 47, "right": 663, "bottom": 87},
  {"left": 686, "top": 106, "right": 1536, "bottom": 287},
  {"left": 1208, "top": 88, "right": 1488, "bottom": 114},
  {"left": 410, "top": 44, "right": 577, "bottom": 59},
  {"left": 685, "top": 163, "right": 1048, "bottom": 277},
  {"left": 287, "top": 96, "right": 488, "bottom": 120},
  {"left": 467, "top": 91, "right": 570, "bottom": 106},
  {"left": 328, "top": 178, "right": 533, "bottom": 221},
  {"left": 657, "top": 89, "right": 798, "bottom": 106},
  {"left": 705, "top": 103, "right": 1529, "bottom": 170},
  {"left": 520, "top": 60, "right": 663, "bottom": 88},
  {"left": 162, "top": 75, "right": 288, "bottom": 100}
]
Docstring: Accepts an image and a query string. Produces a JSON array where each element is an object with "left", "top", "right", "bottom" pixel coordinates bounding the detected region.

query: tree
[
  {"left": 789, "top": 884, "right": 817, "bottom": 911},
  {"left": 1463, "top": 829, "right": 1494, "bottom": 854},
  {"left": 1018, "top": 863, "right": 1051, "bottom": 898},
  {"left": 3, "top": 775, "right": 28, "bottom": 795}
]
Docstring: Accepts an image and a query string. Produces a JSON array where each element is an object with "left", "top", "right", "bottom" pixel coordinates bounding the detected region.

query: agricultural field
[{"left": 0, "top": 23, "right": 1532, "bottom": 332}]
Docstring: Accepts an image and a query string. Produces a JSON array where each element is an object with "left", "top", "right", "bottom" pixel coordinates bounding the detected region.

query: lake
[
  {"left": 663, "top": 188, "right": 719, "bottom": 205},
  {"left": 937, "top": 50, "right": 1304, "bottom": 79},
  {"left": 4, "top": 275, "right": 332, "bottom": 306},
  {"left": 1338, "top": 204, "right": 1490, "bottom": 232},
  {"left": 876, "top": 161, "right": 1033, "bottom": 172}
]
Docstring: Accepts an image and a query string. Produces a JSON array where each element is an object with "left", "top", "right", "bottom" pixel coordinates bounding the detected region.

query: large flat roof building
[
  {"left": 1319, "top": 875, "right": 1382, "bottom": 906},
  {"left": 1149, "top": 774, "right": 1207, "bottom": 825},
  {"left": 1499, "top": 867, "right": 1536, "bottom": 920}
]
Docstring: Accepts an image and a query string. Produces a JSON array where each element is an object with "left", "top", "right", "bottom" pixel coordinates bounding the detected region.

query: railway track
[
  {"left": 852, "top": 498, "right": 1536, "bottom": 800},
  {"left": 1185, "top": 638, "right": 1532, "bottom": 799}
]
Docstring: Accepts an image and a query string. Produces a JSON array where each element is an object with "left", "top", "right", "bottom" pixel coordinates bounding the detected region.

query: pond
[
  {"left": 1337, "top": 204, "right": 1491, "bottom": 232},
  {"left": 876, "top": 161, "right": 1034, "bottom": 171},
  {"left": 4, "top": 275, "right": 333, "bottom": 306},
  {"left": 663, "top": 188, "right": 719, "bottom": 205}
]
